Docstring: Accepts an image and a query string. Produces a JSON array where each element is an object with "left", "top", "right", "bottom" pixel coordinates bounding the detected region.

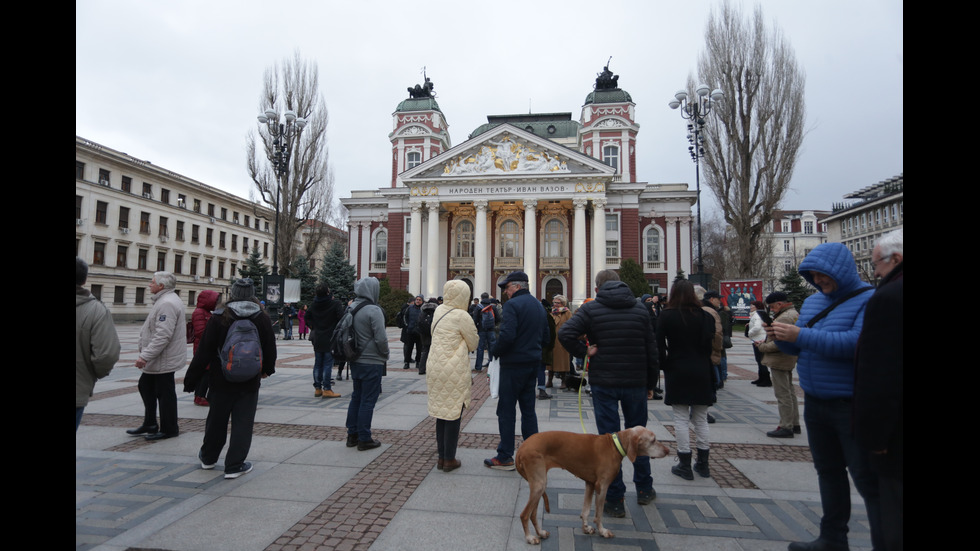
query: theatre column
[
  {"left": 591, "top": 197, "right": 607, "bottom": 286},
  {"left": 408, "top": 202, "right": 423, "bottom": 295},
  {"left": 523, "top": 199, "right": 537, "bottom": 296},
  {"left": 426, "top": 201, "right": 440, "bottom": 297},
  {"left": 348, "top": 221, "right": 360, "bottom": 276},
  {"left": 474, "top": 200, "right": 489, "bottom": 294},
  {"left": 359, "top": 222, "right": 370, "bottom": 281},
  {"left": 572, "top": 197, "right": 588, "bottom": 305}
]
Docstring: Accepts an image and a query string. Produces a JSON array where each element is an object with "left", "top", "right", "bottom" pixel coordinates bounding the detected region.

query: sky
[{"left": 76, "top": 0, "right": 903, "bottom": 221}]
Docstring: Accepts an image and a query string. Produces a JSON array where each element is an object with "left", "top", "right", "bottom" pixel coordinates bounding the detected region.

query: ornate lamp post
[
  {"left": 256, "top": 109, "right": 306, "bottom": 327},
  {"left": 669, "top": 84, "right": 722, "bottom": 288}
]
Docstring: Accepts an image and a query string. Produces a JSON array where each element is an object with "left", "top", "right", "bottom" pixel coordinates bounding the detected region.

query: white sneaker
[{"left": 224, "top": 462, "right": 252, "bottom": 479}]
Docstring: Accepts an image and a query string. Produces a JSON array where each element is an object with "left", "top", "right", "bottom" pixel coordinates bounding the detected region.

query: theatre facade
[{"left": 341, "top": 69, "right": 697, "bottom": 306}]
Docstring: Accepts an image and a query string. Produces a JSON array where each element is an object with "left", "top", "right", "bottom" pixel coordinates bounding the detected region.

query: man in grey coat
[
  {"left": 76, "top": 257, "right": 120, "bottom": 430},
  {"left": 345, "top": 277, "right": 390, "bottom": 451}
]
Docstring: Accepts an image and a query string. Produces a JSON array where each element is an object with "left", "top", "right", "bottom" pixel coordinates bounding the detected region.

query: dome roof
[
  {"left": 395, "top": 97, "right": 442, "bottom": 113},
  {"left": 584, "top": 88, "right": 633, "bottom": 105}
]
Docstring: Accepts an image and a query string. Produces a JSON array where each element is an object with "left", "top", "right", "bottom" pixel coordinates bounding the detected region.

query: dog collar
[{"left": 612, "top": 433, "right": 626, "bottom": 458}]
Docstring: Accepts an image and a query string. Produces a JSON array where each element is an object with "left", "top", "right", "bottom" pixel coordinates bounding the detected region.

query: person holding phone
[
  {"left": 747, "top": 301, "right": 772, "bottom": 387},
  {"left": 755, "top": 292, "right": 800, "bottom": 438}
]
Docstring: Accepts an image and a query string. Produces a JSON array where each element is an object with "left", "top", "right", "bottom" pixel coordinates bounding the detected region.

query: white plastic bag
[{"left": 488, "top": 358, "right": 500, "bottom": 399}]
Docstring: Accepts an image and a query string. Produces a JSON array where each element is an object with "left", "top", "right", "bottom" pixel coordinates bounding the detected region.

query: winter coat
[
  {"left": 776, "top": 242, "right": 873, "bottom": 399},
  {"left": 492, "top": 288, "right": 551, "bottom": 367},
  {"left": 400, "top": 303, "right": 422, "bottom": 342},
  {"left": 306, "top": 295, "right": 344, "bottom": 353},
  {"left": 426, "top": 280, "right": 479, "bottom": 420},
  {"left": 417, "top": 301, "right": 438, "bottom": 346},
  {"left": 76, "top": 288, "right": 120, "bottom": 407},
  {"left": 557, "top": 281, "right": 659, "bottom": 390},
  {"left": 550, "top": 308, "right": 573, "bottom": 373},
  {"left": 138, "top": 288, "right": 187, "bottom": 374},
  {"left": 542, "top": 307, "right": 556, "bottom": 367},
  {"left": 183, "top": 300, "right": 277, "bottom": 393},
  {"left": 702, "top": 306, "right": 723, "bottom": 365},
  {"left": 657, "top": 308, "right": 716, "bottom": 406},
  {"left": 192, "top": 290, "right": 219, "bottom": 354},
  {"left": 297, "top": 308, "right": 307, "bottom": 334},
  {"left": 756, "top": 307, "right": 799, "bottom": 371},
  {"left": 747, "top": 311, "right": 767, "bottom": 342},
  {"left": 350, "top": 278, "right": 389, "bottom": 366}
]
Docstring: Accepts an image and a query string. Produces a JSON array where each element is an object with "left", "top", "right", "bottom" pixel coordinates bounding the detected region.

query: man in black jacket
[
  {"left": 184, "top": 278, "right": 277, "bottom": 479},
  {"left": 558, "top": 270, "right": 659, "bottom": 517},
  {"left": 306, "top": 284, "right": 345, "bottom": 398}
]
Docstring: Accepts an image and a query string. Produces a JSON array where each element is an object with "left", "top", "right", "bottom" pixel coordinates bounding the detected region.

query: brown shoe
[
  {"left": 322, "top": 389, "right": 341, "bottom": 398},
  {"left": 314, "top": 388, "right": 323, "bottom": 397},
  {"left": 442, "top": 459, "right": 461, "bottom": 472},
  {"left": 437, "top": 458, "right": 445, "bottom": 470}
]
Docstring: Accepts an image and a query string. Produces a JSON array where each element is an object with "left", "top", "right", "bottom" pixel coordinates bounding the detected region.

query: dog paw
[
  {"left": 582, "top": 525, "right": 596, "bottom": 535},
  {"left": 599, "top": 527, "right": 615, "bottom": 538},
  {"left": 525, "top": 536, "right": 540, "bottom": 545},
  {"left": 538, "top": 530, "right": 550, "bottom": 540}
]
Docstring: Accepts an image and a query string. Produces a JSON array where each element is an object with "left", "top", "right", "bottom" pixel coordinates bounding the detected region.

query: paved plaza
[{"left": 77, "top": 325, "right": 873, "bottom": 551}]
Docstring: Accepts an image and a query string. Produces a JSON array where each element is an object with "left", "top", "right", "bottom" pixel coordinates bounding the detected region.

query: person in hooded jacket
[
  {"left": 191, "top": 289, "right": 220, "bottom": 407},
  {"left": 184, "top": 278, "right": 276, "bottom": 479},
  {"left": 425, "top": 280, "right": 479, "bottom": 471},
  {"left": 306, "top": 284, "right": 344, "bottom": 398},
  {"left": 771, "top": 243, "right": 880, "bottom": 551},
  {"left": 76, "top": 257, "right": 120, "bottom": 430},
  {"left": 416, "top": 298, "right": 439, "bottom": 375},
  {"left": 345, "top": 277, "right": 390, "bottom": 451}
]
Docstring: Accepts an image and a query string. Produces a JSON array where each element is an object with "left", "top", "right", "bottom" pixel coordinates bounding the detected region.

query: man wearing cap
[
  {"left": 184, "top": 278, "right": 277, "bottom": 479},
  {"left": 473, "top": 292, "right": 500, "bottom": 371},
  {"left": 400, "top": 295, "right": 424, "bottom": 370},
  {"left": 755, "top": 292, "right": 800, "bottom": 438},
  {"left": 128, "top": 271, "right": 186, "bottom": 441},
  {"left": 484, "top": 271, "right": 550, "bottom": 470},
  {"left": 771, "top": 243, "right": 880, "bottom": 551}
]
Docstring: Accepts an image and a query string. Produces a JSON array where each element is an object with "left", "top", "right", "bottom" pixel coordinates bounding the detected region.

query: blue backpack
[{"left": 219, "top": 318, "right": 263, "bottom": 382}]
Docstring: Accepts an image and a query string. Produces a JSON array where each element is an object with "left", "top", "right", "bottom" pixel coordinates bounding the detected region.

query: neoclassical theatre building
[{"left": 342, "top": 69, "right": 697, "bottom": 305}]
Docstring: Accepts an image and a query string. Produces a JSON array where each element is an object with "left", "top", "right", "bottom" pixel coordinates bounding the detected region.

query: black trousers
[
  {"left": 436, "top": 410, "right": 463, "bottom": 460},
  {"left": 138, "top": 371, "right": 178, "bottom": 434},
  {"left": 200, "top": 388, "right": 259, "bottom": 473}
]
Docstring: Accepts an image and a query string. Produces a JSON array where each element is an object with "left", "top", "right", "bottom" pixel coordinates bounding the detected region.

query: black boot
[
  {"left": 694, "top": 448, "right": 710, "bottom": 478},
  {"left": 672, "top": 451, "right": 694, "bottom": 480}
]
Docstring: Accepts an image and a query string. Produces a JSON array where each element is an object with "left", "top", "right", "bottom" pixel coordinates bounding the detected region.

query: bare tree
[
  {"left": 246, "top": 51, "right": 336, "bottom": 276},
  {"left": 696, "top": 1, "right": 806, "bottom": 278}
]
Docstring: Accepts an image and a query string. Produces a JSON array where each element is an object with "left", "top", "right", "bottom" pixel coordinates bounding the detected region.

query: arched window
[
  {"left": 644, "top": 226, "right": 662, "bottom": 264},
  {"left": 602, "top": 145, "right": 619, "bottom": 171},
  {"left": 499, "top": 219, "right": 520, "bottom": 257},
  {"left": 542, "top": 218, "right": 564, "bottom": 257},
  {"left": 372, "top": 228, "right": 387, "bottom": 263},
  {"left": 455, "top": 219, "right": 474, "bottom": 258},
  {"left": 407, "top": 151, "right": 421, "bottom": 169}
]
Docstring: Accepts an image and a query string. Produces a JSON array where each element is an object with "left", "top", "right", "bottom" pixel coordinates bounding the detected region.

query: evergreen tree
[
  {"left": 318, "top": 241, "right": 355, "bottom": 302},
  {"left": 239, "top": 249, "right": 269, "bottom": 281},
  {"left": 289, "top": 255, "right": 317, "bottom": 304},
  {"left": 378, "top": 277, "right": 412, "bottom": 327},
  {"left": 778, "top": 268, "right": 813, "bottom": 312},
  {"left": 618, "top": 258, "right": 650, "bottom": 298}
]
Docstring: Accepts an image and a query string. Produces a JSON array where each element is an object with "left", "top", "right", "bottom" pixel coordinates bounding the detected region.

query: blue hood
[{"left": 798, "top": 243, "right": 870, "bottom": 298}]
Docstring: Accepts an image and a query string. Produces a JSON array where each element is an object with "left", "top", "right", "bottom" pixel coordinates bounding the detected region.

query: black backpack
[
  {"left": 332, "top": 302, "right": 370, "bottom": 363},
  {"left": 218, "top": 317, "right": 263, "bottom": 382},
  {"left": 479, "top": 304, "right": 496, "bottom": 331}
]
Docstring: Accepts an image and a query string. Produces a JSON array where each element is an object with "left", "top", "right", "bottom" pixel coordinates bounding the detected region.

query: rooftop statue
[
  {"left": 407, "top": 77, "right": 435, "bottom": 99},
  {"left": 594, "top": 60, "right": 620, "bottom": 91}
]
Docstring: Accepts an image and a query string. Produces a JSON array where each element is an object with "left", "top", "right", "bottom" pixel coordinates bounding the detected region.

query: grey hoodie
[{"left": 350, "top": 277, "right": 389, "bottom": 366}]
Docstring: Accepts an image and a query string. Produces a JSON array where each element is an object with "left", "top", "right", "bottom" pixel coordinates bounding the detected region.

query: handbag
[{"left": 488, "top": 358, "right": 501, "bottom": 399}]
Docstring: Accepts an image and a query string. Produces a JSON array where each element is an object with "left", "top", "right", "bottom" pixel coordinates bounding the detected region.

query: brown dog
[{"left": 514, "top": 426, "right": 670, "bottom": 544}]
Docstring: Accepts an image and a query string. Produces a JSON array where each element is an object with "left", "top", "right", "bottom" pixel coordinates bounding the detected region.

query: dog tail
[{"left": 542, "top": 491, "right": 550, "bottom": 513}]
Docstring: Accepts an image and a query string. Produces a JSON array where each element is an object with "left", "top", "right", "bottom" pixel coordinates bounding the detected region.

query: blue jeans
[
  {"left": 475, "top": 330, "right": 496, "bottom": 370},
  {"left": 804, "top": 394, "right": 883, "bottom": 549},
  {"left": 346, "top": 363, "right": 384, "bottom": 442},
  {"left": 590, "top": 384, "right": 652, "bottom": 502},
  {"left": 495, "top": 364, "right": 538, "bottom": 460},
  {"left": 719, "top": 356, "right": 728, "bottom": 382},
  {"left": 313, "top": 350, "right": 335, "bottom": 390}
]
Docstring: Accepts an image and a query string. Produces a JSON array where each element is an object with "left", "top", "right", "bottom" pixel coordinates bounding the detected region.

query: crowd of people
[{"left": 77, "top": 228, "right": 902, "bottom": 550}]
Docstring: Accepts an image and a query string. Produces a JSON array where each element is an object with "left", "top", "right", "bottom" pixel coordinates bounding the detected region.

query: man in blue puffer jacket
[{"left": 770, "top": 243, "right": 881, "bottom": 551}]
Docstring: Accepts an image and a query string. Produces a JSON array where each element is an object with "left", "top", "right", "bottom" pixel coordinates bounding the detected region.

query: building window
[
  {"left": 403, "top": 217, "right": 412, "bottom": 261},
  {"left": 187, "top": 290, "right": 196, "bottom": 307},
  {"left": 91, "top": 284, "right": 103, "bottom": 301},
  {"left": 176, "top": 221, "right": 185, "bottom": 241},
  {"left": 76, "top": 161, "right": 85, "bottom": 180},
  {"left": 783, "top": 239, "right": 791, "bottom": 252},
  {"left": 138, "top": 249, "right": 148, "bottom": 270},
  {"left": 157, "top": 252, "right": 166, "bottom": 271},
  {"left": 205, "top": 259, "right": 212, "bottom": 277},
  {"left": 118, "top": 207, "right": 130, "bottom": 229},
  {"left": 230, "top": 262, "right": 237, "bottom": 277},
  {"left": 219, "top": 231, "right": 226, "bottom": 249},
  {"left": 218, "top": 261, "right": 225, "bottom": 279},
  {"left": 98, "top": 169, "right": 111, "bottom": 186},
  {"left": 784, "top": 260, "right": 793, "bottom": 273},
  {"left": 206, "top": 228, "right": 214, "bottom": 247},
  {"left": 373, "top": 228, "right": 388, "bottom": 263},
  {"left": 177, "top": 193, "right": 187, "bottom": 208},
  {"left": 455, "top": 220, "right": 474, "bottom": 258},
  {"left": 233, "top": 212, "right": 240, "bottom": 224},
  {"left": 542, "top": 219, "right": 565, "bottom": 257},
  {"left": 193, "top": 199, "right": 202, "bottom": 213},
  {"left": 644, "top": 227, "right": 662, "bottom": 263},
  {"left": 243, "top": 239, "right": 249, "bottom": 254},
  {"left": 140, "top": 212, "right": 151, "bottom": 234},
  {"left": 159, "top": 216, "right": 169, "bottom": 237},
  {"left": 605, "top": 215, "right": 619, "bottom": 232},
  {"left": 93, "top": 242, "right": 106, "bottom": 265},
  {"left": 95, "top": 201, "right": 108, "bottom": 224},
  {"left": 221, "top": 207, "right": 227, "bottom": 221},
  {"left": 208, "top": 203, "right": 216, "bottom": 217},
  {"left": 121, "top": 176, "right": 132, "bottom": 193},
  {"left": 142, "top": 182, "right": 153, "bottom": 198},
  {"left": 605, "top": 240, "right": 619, "bottom": 260},
  {"left": 407, "top": 151, "right": 422, "bottom": 169},
  {"left": 190, "top": 256, "right": 198, "bottom": 275},
  {"left": 135, "top": 287, "right": 145, "bottom": 305},
  {"left": 804, "top": 221, "right": 814, "bottom": 234},
  {"left": 602, "top": 145, "right": 619, "bottom": 171},
  {"left": 113, "top": 286, "right": 125, "bottom": 305},
  {"left": 76, "top": 195, "right": 83, "bottom": 219},
  {"left": 499, "top": 219, "right": 520, "bottom": 257},
  {"left": 174, "top": 254, "right": 183, "bottom": 274},
  {"left": 244, "top": 215, "right": 250, "bottom": 227},
  {"left": 231, "top": 234, "right": 238, "bottom": 252},
  {"left": 116, "top": 245, "right": 128, "bottom": 268},
  {"left": 160, "top": 189, "right": 170, "bottom": 204},
  {"left": 264, "top": 242, "right": 269, "bottom": 258},
  {"left": 192, "top": 224, "right": 200, "bottom": 244}
]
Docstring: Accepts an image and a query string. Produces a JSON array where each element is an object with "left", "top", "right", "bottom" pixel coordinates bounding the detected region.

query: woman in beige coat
[
  {"left": 550, "top": 295, "right": 573, "bottom": 389},
  {"left": 426, "top": 280, "right": 479, "bottom": 472}
]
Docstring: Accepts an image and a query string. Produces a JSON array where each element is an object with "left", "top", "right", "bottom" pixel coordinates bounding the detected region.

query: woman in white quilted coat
[{"left": 426, "top": 280, "right": 479, "bottom": 472}]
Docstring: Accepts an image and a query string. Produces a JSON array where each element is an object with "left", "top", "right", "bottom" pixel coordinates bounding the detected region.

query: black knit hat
[{"left": 230, "top": 278, "right": 256, "bottom": 301}]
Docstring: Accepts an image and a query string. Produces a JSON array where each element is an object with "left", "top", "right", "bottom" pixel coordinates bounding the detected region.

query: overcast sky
[{"left": 76, "top": 0, "right": 903, "bottom": 220}]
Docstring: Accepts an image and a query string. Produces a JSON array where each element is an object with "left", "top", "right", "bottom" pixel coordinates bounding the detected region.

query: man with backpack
[
  {"left": 307, "top": 284, "right": 345, "bottom": 398},
  {"left": 184, "top": 278, "right": 277, "bottom": 479},
  {"left": 399, "top": 296, "right": 424, "bottom": 370},
  {"left": 344, "top": 277, "right": 389, "bottom": 451},
  {"left": 473, "top": 292, "right": 499, "bottom": 372}
]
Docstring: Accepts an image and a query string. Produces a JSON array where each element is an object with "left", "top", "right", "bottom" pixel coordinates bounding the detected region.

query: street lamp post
[
  {"left": 669, "top": 84, "right": 722, "bottom": 288},
  {"left": 256, "top": 109, "right": 306, "bottom": 329}
]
